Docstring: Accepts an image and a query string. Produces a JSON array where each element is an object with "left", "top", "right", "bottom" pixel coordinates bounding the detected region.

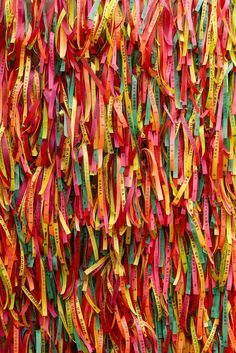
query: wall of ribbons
[{"left": 0, "top": 0, "right": 236, "bottom": 352}]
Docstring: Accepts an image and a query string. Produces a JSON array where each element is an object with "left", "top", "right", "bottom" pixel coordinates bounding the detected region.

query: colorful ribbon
[{"left": 1, "top": 0, "right": 236, "bottom": 352}]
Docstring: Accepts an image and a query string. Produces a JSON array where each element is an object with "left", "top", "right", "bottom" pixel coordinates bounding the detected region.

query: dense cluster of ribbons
[{"left": 1, "top": 0, "right": 236, "bottom": 352}]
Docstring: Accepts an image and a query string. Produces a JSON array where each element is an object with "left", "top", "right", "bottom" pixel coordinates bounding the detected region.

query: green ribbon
[
  {"left": 222, "top": 290, "right": 228, "bottom": 347},
  {"left": 88, "top": 0, "right": 100, "bottom": 20},
  {"left": 211, "top": 285, "right": 220, "bottom": 319},
  {"left": 186, "top": 248, "right": 192, "bottom": 295}
]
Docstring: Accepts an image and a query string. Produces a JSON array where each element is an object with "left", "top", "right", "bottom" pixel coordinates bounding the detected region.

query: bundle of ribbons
[{"left": 1, "top": 0, "right": 236, "bottom": 352}]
